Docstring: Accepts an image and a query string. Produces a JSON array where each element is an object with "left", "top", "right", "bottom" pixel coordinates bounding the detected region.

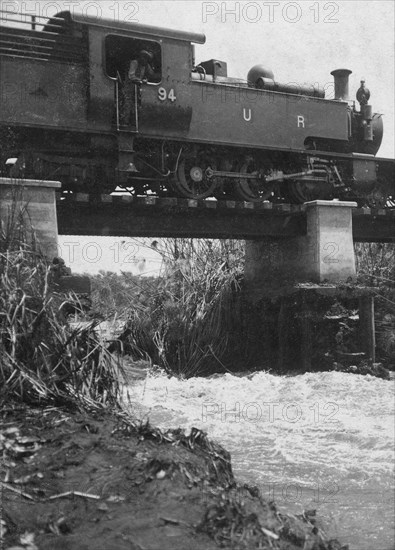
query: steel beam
[{"left": 56, "top": 195, "right": 394, "bottom": 242}]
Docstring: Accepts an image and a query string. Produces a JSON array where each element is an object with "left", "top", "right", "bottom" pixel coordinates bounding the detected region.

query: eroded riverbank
[
  {"left": 0, "top": 401, "right": 350, "bottom": 550},
  {"left": 124, "top": 368, "right": 395, "bottom": 550}
]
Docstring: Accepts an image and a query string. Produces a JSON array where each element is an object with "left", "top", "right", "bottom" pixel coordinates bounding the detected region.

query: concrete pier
[
  {"left": 245, "top": 200, "right": 358, "bottom": 298},
  {"left": 302, "top": 200, "right": 357, "bottom": 282},
  {"left": 243, "top": 200, "right": 377, "bottom": 369},
  {"left": 0, "top": 178, "right": 61, "bottom": 258}
]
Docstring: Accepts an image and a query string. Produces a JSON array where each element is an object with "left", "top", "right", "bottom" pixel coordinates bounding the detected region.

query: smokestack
[{"left": 330, "top": 68, "right": 352, "bottom": 100}]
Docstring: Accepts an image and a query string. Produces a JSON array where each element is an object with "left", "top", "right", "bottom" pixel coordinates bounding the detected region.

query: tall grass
[
  {"left": 93, "top": 240, "right": 395, "bottom": 375},
  {"left": 150, "top": 240, "right": 243, "bottom": 376},
  {"left": 355, "top": 243, "right": 395, "bottom": 365},
  {"left": 0, "top": 185, "right": 35, "bottom": 253},
  {"left": 0, "top": 193, "right": 124, "bottom": 408},
  {"left": 95, "top": 239, "right": 253, "bottom": 377}
]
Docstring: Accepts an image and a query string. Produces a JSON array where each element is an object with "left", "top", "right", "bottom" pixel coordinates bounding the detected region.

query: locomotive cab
[
  {"left": 61, "top": 11, "right": 204, "bottom": 131},
  {"left": 104, "top": 35, "right": 162, "bottom": 131},
  {"left": 105, "top": 35, "right": 162, "bottom": 85}
]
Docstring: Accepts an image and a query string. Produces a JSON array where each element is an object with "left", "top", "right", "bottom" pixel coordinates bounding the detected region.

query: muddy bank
[{"left": 0, "top": 402, "right": 348, "bottom": 550}]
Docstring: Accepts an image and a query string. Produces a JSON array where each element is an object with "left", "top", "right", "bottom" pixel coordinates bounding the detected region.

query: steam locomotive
[{"left": 0, "top": 9, "right": 393, "bottom": 205}]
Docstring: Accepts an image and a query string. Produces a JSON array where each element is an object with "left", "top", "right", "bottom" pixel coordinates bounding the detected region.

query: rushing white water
[{"left": 125, "top": 370, "right": 395, "bottom": 550}]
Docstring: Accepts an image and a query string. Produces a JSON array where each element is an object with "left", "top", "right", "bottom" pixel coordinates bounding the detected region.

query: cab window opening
[{"left": 105, "top": 35, "right": 161, "bottom": 84}]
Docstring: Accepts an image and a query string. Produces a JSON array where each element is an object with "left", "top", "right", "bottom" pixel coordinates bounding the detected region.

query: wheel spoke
[
  {"left": 234, "top": 159, "right": 273, "bottom": 202},
  {"left": 172, "top": 154, "right": 218, "bottom": 199}
]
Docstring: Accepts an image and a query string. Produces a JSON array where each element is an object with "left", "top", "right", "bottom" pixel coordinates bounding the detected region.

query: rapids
[{"left": 125, "top": 370, "right": 395, "bottom": 550}]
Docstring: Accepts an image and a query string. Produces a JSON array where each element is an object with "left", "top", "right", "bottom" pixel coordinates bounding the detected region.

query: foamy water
[{"left": 124, "top": 371, "right": 395, "bottom": 550}]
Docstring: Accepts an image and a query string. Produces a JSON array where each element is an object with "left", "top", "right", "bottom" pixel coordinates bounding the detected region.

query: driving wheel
[
  {"left": 233, "top": 157, "right": 274, "bottom": 202},
  {"left": 172, "top": 153, "right": 218, "bottom": 199}
]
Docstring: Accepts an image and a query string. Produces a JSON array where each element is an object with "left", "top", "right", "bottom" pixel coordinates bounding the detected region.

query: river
[{"left": 125, "top": 370, "right": 395, "bottom": 550}]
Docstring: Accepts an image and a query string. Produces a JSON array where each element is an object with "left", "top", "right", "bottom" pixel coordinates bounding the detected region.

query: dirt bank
[{"left": 0, "top": 402, "right": 348, "bottom": 550}]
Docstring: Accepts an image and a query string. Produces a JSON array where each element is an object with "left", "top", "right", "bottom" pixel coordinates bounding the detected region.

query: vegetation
[
  {"left": 0, "top": 204, "right": 124, "bottom": 408},
  {"left": 355, "top": 243, "right": 395, "bottom": 366},
  {"left": 88, "top": 240, "right": 395, "bottom": 375},
  {"left": 90, "top": 239, "right": 252, "bottom": 377}
]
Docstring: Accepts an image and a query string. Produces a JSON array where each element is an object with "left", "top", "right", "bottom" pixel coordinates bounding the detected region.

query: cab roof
[{"left": 56, "top": 11, "right": 206, "bottom": 44}]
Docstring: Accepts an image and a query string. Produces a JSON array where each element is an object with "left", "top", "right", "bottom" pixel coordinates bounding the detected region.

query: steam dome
[{"left": 247, "top": 65, "right": 274, "bottom": 86}]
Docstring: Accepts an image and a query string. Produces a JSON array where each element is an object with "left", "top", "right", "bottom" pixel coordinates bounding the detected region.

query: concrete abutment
[
  {"left": 0, "top": 178, "right": 90, "bottom": 296},
  {"left": 0, "top": 177, "right": 61, "bottom": 258}
]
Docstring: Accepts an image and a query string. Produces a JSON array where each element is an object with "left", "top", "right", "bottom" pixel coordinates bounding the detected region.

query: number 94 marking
[{"left": 158, "top": 87, "right": 176, "bottom": 102}]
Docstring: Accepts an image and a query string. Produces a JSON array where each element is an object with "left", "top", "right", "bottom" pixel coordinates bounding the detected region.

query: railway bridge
[
  {"left": 55, "top": 191, "right": 395, "bottom": 243},
  {"left": 1, "top": 177, "right": 394, "bottom": 275},
  {"left": 1, "top": 177, "right": 394, "bottom": 367}
]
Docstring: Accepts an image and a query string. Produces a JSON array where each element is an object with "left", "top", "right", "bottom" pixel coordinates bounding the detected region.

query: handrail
[
  {"left": 0, "top": 28, "right": 85, "bottom": 46},
  {"left": 0, "top": 11, "right": 87, "bottom": 63},
  {"left": 0, "top": 36, "right": 86, "bottom": 53},
  {"left": 0, "top": 15, "right": 63, "bottom": 27},
  {"left": 0, "top": 16, "right": 62, "bottom": 32},
  {"left": 114, "top": 75, "right": 139, "bottom": 132},
  {"left": 0, "top": 9, "right": 65, "bottom": 21},
  {"left": 115, "top": 74, "right": 121, "bottom": 131},
  {"left": 0, "top": 10, "right": 65, "bottom": 34}
]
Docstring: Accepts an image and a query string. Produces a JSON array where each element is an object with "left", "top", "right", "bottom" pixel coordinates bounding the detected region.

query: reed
[
  {"left": 106, "top": 238, "right": 252, "bottom": 377},
  {"left": 0, "top": 197, "right": 124, "bottom": 408},
  {"left": 355, "top": 242, "right": 395, "bottom": 365}
]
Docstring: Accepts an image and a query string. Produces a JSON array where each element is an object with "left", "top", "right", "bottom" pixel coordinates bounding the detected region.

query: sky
[{"left": 3, "top": 0, "right": 394, "bottom": 273}]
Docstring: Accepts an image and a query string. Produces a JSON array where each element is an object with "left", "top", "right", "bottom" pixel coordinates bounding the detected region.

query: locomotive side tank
[
  {"left": 187, "top": 77, "right": 349, "bottom": 150},
  {"left": 0, "top": 9, "right": 392, "bottom": 206}
]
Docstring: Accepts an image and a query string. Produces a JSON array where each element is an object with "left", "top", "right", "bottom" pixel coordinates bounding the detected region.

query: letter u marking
[{"left": 243, "top": 108, "right": 252, "bottom": 122}]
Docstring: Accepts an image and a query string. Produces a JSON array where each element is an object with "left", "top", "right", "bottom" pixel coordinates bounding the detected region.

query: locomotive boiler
[{"left": 0, "top": 9, "right": 393, "bottom": 205}]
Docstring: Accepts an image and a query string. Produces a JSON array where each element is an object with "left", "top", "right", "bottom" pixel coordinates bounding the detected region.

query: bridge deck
[{"left": 56, "top": 194, "right": 395, "bottom": 242}]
